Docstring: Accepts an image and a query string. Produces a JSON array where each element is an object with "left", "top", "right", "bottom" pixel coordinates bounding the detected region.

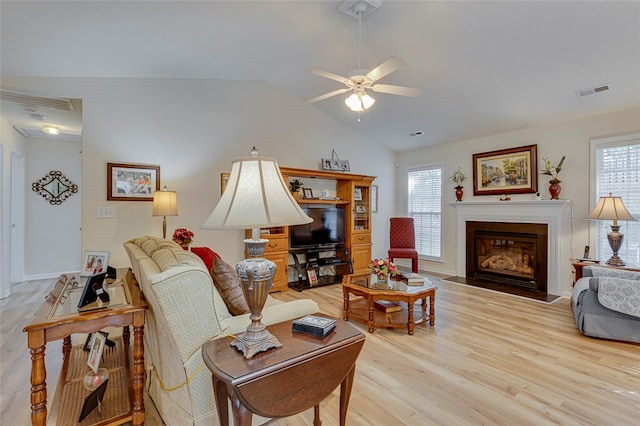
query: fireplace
[
  {"left": 466, "top": 221, "right": 547, "bottom": 292},
  {"left": 452, "top": 200, "right": 571, "bottom": 297}
]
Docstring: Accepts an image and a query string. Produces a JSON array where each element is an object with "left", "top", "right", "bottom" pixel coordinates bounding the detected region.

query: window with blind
[
  {"left": 591, "top": 134, "right": 640, "bottom": 265},
  {"left": 407, "top": 165, "right": 442, "bottom": 260}
]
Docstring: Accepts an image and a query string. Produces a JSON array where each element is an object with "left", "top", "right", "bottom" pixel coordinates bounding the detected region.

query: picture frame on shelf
[
  {"left": 307, "top": 269, "right": 318, "bottom": 286},
  {"left": 353, "top": 188, "right": 362, "bottom": 201},
  {"left": 107, "top": 162, "right": 160, "bottom": 201},
  {"left": 303, "top": 188, "right": 314, "bottom": 199},
  {"left": 472, "top": 144, "right": 538, "bottom": 196},
  {"left": 87, "top": 332, "right": 106, "bottom": 373},
  {"left": 221, "top": 173, "right": 230, "bottom": 194},
  {"left": 81, "top": 250, "right": 110, "bottom": 277},
  {"left": 356, "top": 205, "right": 366, "bottom": 213}
]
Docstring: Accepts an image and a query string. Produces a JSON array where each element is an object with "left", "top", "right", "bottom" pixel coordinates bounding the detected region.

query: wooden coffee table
[
  {"left": 201, "top": 317, "right": 365, "bottom": 426},
  {"left": 342, "top": 273, "right": 436, "bottom": 334}
]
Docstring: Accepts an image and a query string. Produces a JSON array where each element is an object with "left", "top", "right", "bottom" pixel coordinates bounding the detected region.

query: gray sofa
[{"left": 571, "top": 265, "right": 640, "bottom": 343}]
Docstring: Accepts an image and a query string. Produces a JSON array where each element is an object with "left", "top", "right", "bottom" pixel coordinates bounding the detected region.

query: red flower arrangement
[{"left": 172, "top": 228, "right": 194, "bottom": 246}]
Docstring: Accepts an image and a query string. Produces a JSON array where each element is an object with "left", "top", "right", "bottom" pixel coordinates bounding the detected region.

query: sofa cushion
[
  {"left": 211, "top": 256, "right": 250, "bottom": 315},
  {"left": 191, "top": 246, "right": 220, "bottom": 273}
]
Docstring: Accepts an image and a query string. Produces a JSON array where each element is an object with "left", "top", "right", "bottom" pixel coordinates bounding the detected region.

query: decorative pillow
[
  {"left": 191, "top": 246, "right": 220, "bottom": 272},
  {"left": 210, "top": 256, "right": 250, "bottom": 315}
]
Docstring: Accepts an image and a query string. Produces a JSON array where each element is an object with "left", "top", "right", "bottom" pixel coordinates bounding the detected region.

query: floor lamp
[
  {"left": 152, "top": 186, "right": 178, "bottom": 239},
  {"left": 586, "top": 193, "right": 637, "bottom": 266},
  {"left": 201, "top": 147, "right": 311, "bottom": 359}
]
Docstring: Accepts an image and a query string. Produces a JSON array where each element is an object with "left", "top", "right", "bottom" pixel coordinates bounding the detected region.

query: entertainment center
[{"left": 246, "top": 166, "right": 375, "bottom": 292}]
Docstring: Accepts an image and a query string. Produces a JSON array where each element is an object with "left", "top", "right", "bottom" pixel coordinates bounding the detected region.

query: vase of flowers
[
  {"left": 368, "top": 258, "right": 397, "bottom": 284},
  {"left": 450, "top": 166, "right": 466, "bottom": 202},
  {"left": 172, "top": 228, "right": 194, "bottom": 250},
  {"left": 541, "top": 156, "right": 565, "bottom": 200}
]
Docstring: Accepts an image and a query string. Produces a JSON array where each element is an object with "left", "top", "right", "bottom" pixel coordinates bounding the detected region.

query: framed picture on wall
[
  {"left": 221, "top": 173, "right": 230, "bottom": 194},
  {"left": 107, "top": 163, "right": 160, "bottom": 201},
  {"left": 472, "top": 144, "right": 538, "bottom": 196},
  {"left": 371, "top": 185, "right": 378, "bottom": 213}
]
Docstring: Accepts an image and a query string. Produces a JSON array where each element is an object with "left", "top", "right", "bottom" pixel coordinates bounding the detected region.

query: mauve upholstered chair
[{"left": 388, "top": 217, "right": 419, "bottom": 273}]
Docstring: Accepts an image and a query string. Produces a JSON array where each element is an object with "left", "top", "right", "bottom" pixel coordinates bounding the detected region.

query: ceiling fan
[{"left": 306, "top": 0, "right": 421, "bottom": 115}]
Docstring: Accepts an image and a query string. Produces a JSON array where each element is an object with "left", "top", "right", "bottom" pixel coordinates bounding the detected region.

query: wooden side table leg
[
  {"left": 339, "top": 365, "right": 357, "bottom": 426},
  {"left": 29, "top": 344, "right": 47, "bottom": 426},
  {"left": 407, "top": 299, "right": 415, "bottom": 335},
  {"left": 429, "top": 293, "right": 436, "bottom": 326},
  {"left": 62, "top": 335, "right": 72, "bottom": 360},
  {"left": 313, "top": 404, "right": 322, "bottom": 426},
  {"left": 229, "top": 390, "right": 253, "bottom": 426},
  {"left": 131, "top": 323, "right": 145, "bottom": 425},
  {"left": 367, "top": 296, "right": 375, "bottom": 333},
  {"left": 343, "top": 288, "right": 349, "bottom": 321},
  {"left": 213, "top": 376, "right": 229, "bottom": 426}
]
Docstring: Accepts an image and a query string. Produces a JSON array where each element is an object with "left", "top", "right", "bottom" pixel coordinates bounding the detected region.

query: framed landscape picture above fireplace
[{"left": 472, "top": 144, "right": 538, "bottom": 196}]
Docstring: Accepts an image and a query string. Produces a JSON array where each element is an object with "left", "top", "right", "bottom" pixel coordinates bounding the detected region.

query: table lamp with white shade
[
  {"left": 152, "top": 186, "right": 178, "bottom": 239},
  {"left": 586, "top": 193, "right": 637, "bottom": 266},
  {"left": 201, "top": 147, "right": 312, "bottom": 359}
]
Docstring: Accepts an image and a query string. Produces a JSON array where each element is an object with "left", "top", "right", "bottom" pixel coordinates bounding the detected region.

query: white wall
[
  {"left": 397, "top": 107, "right": 640, "bottom": 293},
  {"left": 25, "top": 138, "right": 81, "bottom": 276},
  {"left": 1, "top": 116, "right": 26, "bottom": 297},
  {"left": 1, "top": 77, "right": 397, "bottom": 275}
]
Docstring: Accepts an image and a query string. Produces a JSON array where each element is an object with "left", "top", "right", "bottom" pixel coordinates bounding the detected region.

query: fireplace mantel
[{"left": 452, "top": 200, "right": 571, "bottom": 296}]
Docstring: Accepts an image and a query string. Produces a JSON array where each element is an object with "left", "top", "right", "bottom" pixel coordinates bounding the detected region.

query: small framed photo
[
  {"left": 87, "top": 332, "right": 106, "bottom": 373},
  {"left": 356, "top": 205, "right": 366, "bottom": 213},
  {"left": 303, "top": 188, "right": 314, "bottom": 199},
  {"left": 107, "top": 162, "right": 160, "bottom": 201},
  {"left": 307, "top": 269, "right": 318, "bottom": 286},
  {"left": 353, "top": 188, "right": 362, "bottom": 201},
  {"left": 221, "top": 173, "right": 230, "bottom": 194},
  {"left": 82, "top": 251, "right": 110, "bottom": 277}
]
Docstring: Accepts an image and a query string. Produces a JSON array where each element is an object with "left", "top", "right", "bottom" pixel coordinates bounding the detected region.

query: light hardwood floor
[{"left": 2, "top": 273, "right": 639, "bottom": 425}]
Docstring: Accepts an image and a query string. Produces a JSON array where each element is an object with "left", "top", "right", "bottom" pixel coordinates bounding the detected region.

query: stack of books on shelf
[
  {"left": 374, "top": 300, "right": 402, "bottom": 313},
  {"left": 292, "top": 315, "right": 336, "bottom": 338}
]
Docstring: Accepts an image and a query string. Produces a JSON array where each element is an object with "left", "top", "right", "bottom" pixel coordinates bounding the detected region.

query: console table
[
  {"left": 23, "top": 269, "right": 147, "bottom": 425},
  {"left": 201, "top": 317, "right": 365, "bottom": 426}
]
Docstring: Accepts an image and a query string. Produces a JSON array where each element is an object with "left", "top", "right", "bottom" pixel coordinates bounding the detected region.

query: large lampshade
[
  {"left": 586, "top": 193, "right": 637, "bottom": 266},
  {"left": 201, "top": 155, "right": 311, "bottom": 230},
  {"left": 152, "top": 187, "right": 178, "bottom": 239},
  {"left": 202, "top": 149, "right": 311, "bottom": 358}
]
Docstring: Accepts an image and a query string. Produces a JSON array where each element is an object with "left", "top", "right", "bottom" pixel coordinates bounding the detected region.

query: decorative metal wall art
[{"left": 32, "top": 170, "right": 78, "bottom": 205}]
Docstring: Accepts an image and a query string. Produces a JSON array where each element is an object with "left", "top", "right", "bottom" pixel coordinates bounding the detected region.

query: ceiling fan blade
[
  {"left": 372, "top": 84, "right": 422, "bottom": 97},
  {"left": 306, "top": 88, "right": 350, "bottom": 104},
  {"left": 366, "top": 57, "right": 406, "bottom": 82},
  {"left": 307, "top": 68, "right": 349, "bottom": 84}
]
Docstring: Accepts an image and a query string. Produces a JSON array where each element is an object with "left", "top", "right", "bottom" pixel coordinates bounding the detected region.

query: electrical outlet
[{"left": 97, "top": 207, "right": 115, "bottom": 218}]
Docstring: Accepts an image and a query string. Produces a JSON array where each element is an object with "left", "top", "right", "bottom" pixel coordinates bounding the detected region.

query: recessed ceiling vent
[
  {"left": 575, "top": 84, "right": 610, "bottom": 98},
  {"left": 0, "top": 90, "right": 74, "bottom": 111}
]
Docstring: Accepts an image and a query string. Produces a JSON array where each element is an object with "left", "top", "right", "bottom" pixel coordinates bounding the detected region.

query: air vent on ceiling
[
  {"left": 575, "top": 84, "right": 610, "bottom": 98},
  {"left": 0, "top": 90, "right": 74, "bottom": 111}
]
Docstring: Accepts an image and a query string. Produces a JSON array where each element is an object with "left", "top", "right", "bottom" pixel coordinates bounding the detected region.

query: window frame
[
  {"left": 406, "top": 163, "right": 443, "bottom": 262},
  {"left": 589, "top": 133, "right": 640, "bottom": 264}
]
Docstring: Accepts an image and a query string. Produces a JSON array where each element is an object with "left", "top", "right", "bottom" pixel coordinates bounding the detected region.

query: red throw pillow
[{"left": 191, "top": 247, "right": 220, "bottom": 272}]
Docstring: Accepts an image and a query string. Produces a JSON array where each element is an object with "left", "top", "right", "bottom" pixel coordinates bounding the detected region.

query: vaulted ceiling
[{"left": 1, "top": 1, "right": 639, "bottom": 152}]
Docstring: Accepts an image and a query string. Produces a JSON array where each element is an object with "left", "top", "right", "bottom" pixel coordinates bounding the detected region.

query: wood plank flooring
[{"left": 2, "top": 273, "right": 638, "bottom": 425}]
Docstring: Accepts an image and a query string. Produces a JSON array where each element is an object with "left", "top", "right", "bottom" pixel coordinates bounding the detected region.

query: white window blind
[
  {"left": 407, "top": 165, "right": 442, "bottom": 260},
  {"left": 593, "top": 136, "right": 640, "bottom": 264}
]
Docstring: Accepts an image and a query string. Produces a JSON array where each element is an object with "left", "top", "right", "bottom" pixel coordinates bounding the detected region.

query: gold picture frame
[
  {"left": 107, "top": 162, "right": 160, "bottom": 201},
  {"left": 221, "top": 173, "right": 230, "bottom": 194}
]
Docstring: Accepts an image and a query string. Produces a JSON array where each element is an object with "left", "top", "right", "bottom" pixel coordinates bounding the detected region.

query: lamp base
[
  {"left": 606, "top": 225, "right": 626, "bottom": 266},
  {"left": 230, "top": 331, "right": 282, "bottom": 359}
]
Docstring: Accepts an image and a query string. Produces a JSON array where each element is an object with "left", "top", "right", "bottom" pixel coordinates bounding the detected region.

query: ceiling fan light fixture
[
  {"left": 345, "top": 91, "right": 375, "bottom": 112},
  {"left": 42, "top": 125, "right": 60, "bottom": 135}
]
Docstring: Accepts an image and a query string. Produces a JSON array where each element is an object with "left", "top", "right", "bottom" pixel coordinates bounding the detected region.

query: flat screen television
[{"left": 290, "top": 207, "right": 346, "bottom": 249}]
